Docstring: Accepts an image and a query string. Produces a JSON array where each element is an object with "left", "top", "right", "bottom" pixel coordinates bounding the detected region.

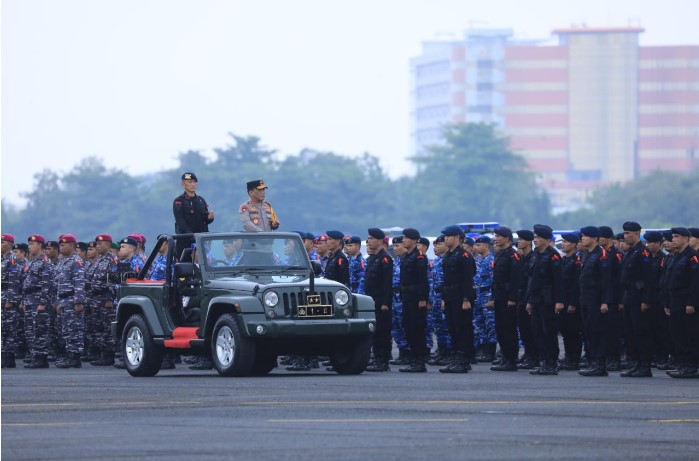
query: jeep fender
[
  {"left": 204, "top": 295, "right": 264, "bottom": 339},
  {"left": 116, "top": 296, "right": 165, "bottom": 338},
  {"left": 353, "top": 293, "right": 375, "bottom": 312}
]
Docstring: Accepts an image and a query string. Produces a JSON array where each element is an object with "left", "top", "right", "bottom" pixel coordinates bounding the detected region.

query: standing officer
[
  {"left": 2, "top": 237, "right": 22, "bottom": 368},
  {"left": 344, "top": 236, "right": 366, "bottom": 294},
  {"left": 364, "top": 228, "right": 394, "bottom": 372},
  {"left": 577, "top": 226, "right": 614, "bottom": 377},
  {"left": 398, "top": 228, "right": 430, "bottom": 372},
  {"left": 665, "top": 227, "right": 699, "bottom": 378},
  {"left": 526, "top": 225, "right": 564, "bottom": 376},
  {"left": 644, "top": 231, "right": 672, "bottom": 369},
  {"left": 515, "top": 229, "right": 537, "bottom": 369},
  {"left": 473, "top": 236, "right": 497, "bottom": 362},
  {"left": 599, "top": 226, "right": 624, "bottom": 371},
  {"left": 54, "top": 234, "right": 87, "bottom": 369},
  {"left": 88, "top": 235, "right": 119, "bottom": 367},
  {"left": 558, "top": 232, "right": 583, "bottom": 370},
  {"left": 389, "top": 236, "right": 410, "bottom": 365},
  {"left": 428, "top": 235, "right": 451, "bottom": 366},
  {"left": 488, "top": 227, "right": 522, "bottom": 372},
  {"left": 22, "top": 235, "right": 55, "bottom": 369},
  {"left": 173, "top": 172, "right": 214, "bottom": 259},
  {"left": 239, "top": 179, "right": 279, "bottom": 232},
  {"left": 324, "top": 231, "right": 350, "bottom": 287},
  {"left": 439, "top": 225, "right": 476, "bottom": 373}
]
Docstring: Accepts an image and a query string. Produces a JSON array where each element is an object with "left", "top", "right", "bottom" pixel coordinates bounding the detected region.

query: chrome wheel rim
[
  {"left": 216, "top": 326, "right": 235, "bottom": 367},
  {"left": 125, "top": 326, "right": 144, "bottom": 366}
]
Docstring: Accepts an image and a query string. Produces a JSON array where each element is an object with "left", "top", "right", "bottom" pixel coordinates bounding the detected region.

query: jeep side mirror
[
  {"left": 310, "top": 260, "right": 321, "bottom": 277},
  {"left": 174, "top": 262, "right": 195, "bottom": 278}
]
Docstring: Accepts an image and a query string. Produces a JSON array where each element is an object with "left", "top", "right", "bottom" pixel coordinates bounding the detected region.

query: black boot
[
  {"left": 560, "top": 358, "right": 580, "bottom": 371},
  {"left": 477, "top": 343, "right": 497, "bottom": 363},
  {"left": 160, "top": 353, "right": 176, "bottom": 370},
  {"left": 366, "top": 352, "right": 390, "bottom": 372},
  {"left": 668, "top": 361, "right": 699, "bottom": 379},
  {"left": 90, "top": 351, "right": 115, "bottom": 366},
  {"left": 627, "top": 360, "right": 652, "bottom": 377},
  {"left": 24, "top": 354, "right": 49, "bottom": 369},
  {"left": 286, "top": 356, "right": 311, "bottom": 371},
  {"left": 56, "top": 352, "right": 82, "bottom": 369},
  {"left": 189, "top": 356, "right": 213, "bottom": 370},
  {"left": 399, "top": 354, "right": 427, "bottom": 373},
  {"left": 84, "top": 346, "right": 101, "bottom": 363},
  {"left": 606, "top": 356, "right": 621, "bottom": 372},
  {"left": 439, "top": 352, "right": 468, "bottom": 373},
  {"left": 579, "top": 358, "right": 608, "bottom": 377},
  {"left": 389, "top": 349, "right": 410, "bottom": 366},
  {"left": 491, "top": 357, "right": 518, "bottom": 371},
  {"left": 620, "top": 361, "right": 642, "bottom": 377}
]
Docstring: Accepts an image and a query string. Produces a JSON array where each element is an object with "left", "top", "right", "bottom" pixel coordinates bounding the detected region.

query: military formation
[{"left": 3, "top": 172, "right": 698, "bottom": 379}]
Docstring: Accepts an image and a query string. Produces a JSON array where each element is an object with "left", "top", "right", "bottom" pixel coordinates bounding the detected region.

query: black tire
[
  {"left": 251, "top": 353, "right": 277, "bottom": 376},
  {"left": 329, "top": 335, "right": 372, "bottom": 375},
  {"left": 122, "top": 314, "right": 164, "bottom": 377},
  {"left": 211, "top": 314, "right": 256, "bottom": 377}
]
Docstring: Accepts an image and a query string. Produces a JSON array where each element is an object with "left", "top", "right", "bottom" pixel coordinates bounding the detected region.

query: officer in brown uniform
[{"left": 239, "top": 180, "right": 280, "bottom": 232}]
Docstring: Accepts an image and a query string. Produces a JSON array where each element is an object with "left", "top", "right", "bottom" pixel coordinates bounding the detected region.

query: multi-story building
[{"left": 411, "top": 27, "right": 699, "bottom": 212}]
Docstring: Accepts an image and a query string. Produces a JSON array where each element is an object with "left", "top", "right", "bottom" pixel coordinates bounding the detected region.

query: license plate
[{"left": 297, "top": 294, "right": 333, "bottom": 317}]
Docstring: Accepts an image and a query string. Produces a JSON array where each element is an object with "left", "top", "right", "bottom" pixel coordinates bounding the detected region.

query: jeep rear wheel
[
  {"left": 211, "top": 314, "right": 256, "bottom": 377},
  {"left": 122, "top": 314, "right": 163, "bottom": 377},
  {"left": 329, "top": 335, "right": 372, "bottom": 375}
]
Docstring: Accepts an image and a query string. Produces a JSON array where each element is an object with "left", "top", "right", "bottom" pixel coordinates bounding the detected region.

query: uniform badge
[{"left": 253, "top": 219, "right": 259, "bottom": 225}]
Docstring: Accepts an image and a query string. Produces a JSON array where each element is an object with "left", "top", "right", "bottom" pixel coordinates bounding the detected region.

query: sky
[{"left": 2, "top": 0, "right": 698, "bottom": 207}]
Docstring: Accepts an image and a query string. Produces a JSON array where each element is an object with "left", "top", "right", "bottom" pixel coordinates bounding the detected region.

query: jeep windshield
[{"left": 201, "top": 234, "right": 310, "bottom": 273}]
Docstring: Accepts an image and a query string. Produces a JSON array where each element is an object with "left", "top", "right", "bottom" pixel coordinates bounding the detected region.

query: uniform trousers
[{"left": 494, "top": 300, "right": 519, "bottom": 362}]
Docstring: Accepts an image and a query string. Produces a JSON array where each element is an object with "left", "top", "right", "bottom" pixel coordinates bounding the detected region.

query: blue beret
[
  {"left": 561, "top": 232, "right": 580, "bottom": 243},
  {"left": 516, "top": 230, "right": 534, "bottom": 241},
  {"left": 326, "top": 230, "right": 345, "bottom": 240},
  {"left": 580, "top": 226, "right": 600, "bottom": 238},
  {"left": 663, "top": 230, "right": 673, "bottom": 241},
  {"left": 120, "top": 237, "right": 139, "bottom": 247},
  {"left": 475, "top": 236, "right": 491, "bottom": 244},
  {"left": 670, "top": 227, "right": 691, "bottom": 237},
  {"left": 368, "top": 228, "right": 385, "bottom": 240},
  {"left": 689, "top": 227, "right": 699, "bottom": 238},
  {"left": 441, "top": 225, "right": 462, "bottom": 237},
  {"left": 392, "top": 236, "right": 403, "bottom": 244},
  {"left": 622, "top": 221, "right": 642, "bottom": 232},
  {"left": 346, "top": 236, "right": 361, "bottom": 244},
  {"left": 598, "top": 226, "right": 614, "bottom": 239},
  {"left": 435, "top": 235, "right": 445, "bottom": 243},
  {"left": 292, "top": 231, "right": 306, "bottom": 239},
  {"left": 494, "top": 226, "right": 513, "bottom": 239},
  {"left": 464, "top": 237, "right": 475, "bottom": 246},
  {"left": 402, "top": 228, "right": 420, "bottom": 240},
  {"left": 643, "top": 231, "right": 662, "bottom": 243},
  {"left": 533, "top": 225, "right": 553, "bottom": 240},
  {"left": 418, "top": 237, "right": 430, "bottom": 248}
]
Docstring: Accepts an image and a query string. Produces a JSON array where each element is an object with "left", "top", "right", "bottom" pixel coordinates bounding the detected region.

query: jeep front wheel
[
  {"left": 329, "top": 335, "right": 372, "bottom": 375},
  {"left": 211, "top": 314, "right": 256, "bottom": 377},
  {"left": 122, "top": 314, "right": 164, "bottom": 377}
]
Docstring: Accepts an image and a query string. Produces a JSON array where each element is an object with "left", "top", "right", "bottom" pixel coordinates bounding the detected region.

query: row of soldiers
[{"left": 1, "top": 233, "right": 148, "bottom": 369}]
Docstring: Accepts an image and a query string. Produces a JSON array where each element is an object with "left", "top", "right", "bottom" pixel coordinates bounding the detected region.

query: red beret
[
  {"left": 59, "top": 234, "right": 77, "bottom": 244},
  {"left": 128, "top": 233, "right": 144, "bottom": 244},
  {"left": 95, "top": 234, "right": 113, "bottom": 243},
  {"left": 1, "top": 233, "right": 15, "bottom": 243},
  {"left": 28, "top": 234, "right": 46, "bottom": 244}
]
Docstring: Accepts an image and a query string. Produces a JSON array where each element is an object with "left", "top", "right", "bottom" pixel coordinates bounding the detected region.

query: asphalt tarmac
[{"left": 2, "top": 361, "right": 698, "bottom": 461}]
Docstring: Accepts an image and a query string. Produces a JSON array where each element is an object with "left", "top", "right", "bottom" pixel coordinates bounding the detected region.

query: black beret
[
  {"left": 392, "top": 236, "right": 403, "bottom": 244},
  {"left": 181, "top": 172, "right": 198, "bottom": 182},
  {"left": 561, "top": 233, "right": 580, "bottom": 244},
  {"left": 45, "top": 241, "right": 59, "bottom": 249},
  {"left": 77, "top": 242, "right": 89, "bottom": 252},
  {"left": 516, "top": 230, "right": 534, "bottom": 241},
  {"left": 441, "top": 225, "right": 462, "bottom": 237},
  {"left": 326, "top": 230, "right": 345, "bottom": 240},
  {"left": 475, "top": 236, "right": 491, "bottom": 244},
  {"left": 670, "top": 227, "right": 691, "bottom": 237},
  {"left": 464, "top": 237, "right": 475, "bottom": 246},
  {"left": 120, "top": 237, "right": 139, "bottom": 247},
  {"left": 304, "top": 232, "right": 315, "bottom": 241},
  {"left": 663, "top": 230, "right": 673, "bottom": 241},
  {"left": 418, "top": 237, "right": 430, "bottom": 249},
  {"left": 643, "top": 231, "right": 663, "bottom": 243},
  {"left": 435, "top": 235, "right": 445, "bottom": 243},
  {"left": 533, "top": 225, "right": 553, "bottom": 240},
  {"left": 689, "top": 228, "right": 699, "bottom": 238},
  {"left": 622, "top": 221, "right": 642, "bottom": 232},
  {"left": 598, "top": 226, "right": 614, "bottom": 239},
  {"left": 580, "top": 226, "right": 600, "bottom": 238},
  {"left": 368, "top": 228, "right": 385, "bottom": 240},
  {"left": 246, "top": 179, "right": 268, "bottom": 191},
  {"left": 494, "top": 226, "right": 513, "bottom": 239},
  {"left": 12, "top": 243, "right": 29, "bottom": 253},
  {"left": 402, "top": 228, "right": 420, "bottom": 240},
  {"left": 346, "top": 236, "right": 361, "bottom": 245}
]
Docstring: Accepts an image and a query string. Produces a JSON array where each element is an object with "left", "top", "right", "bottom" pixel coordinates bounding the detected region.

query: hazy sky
[{"left": 2, "top": 0, "right": 697, "bottom": 206}]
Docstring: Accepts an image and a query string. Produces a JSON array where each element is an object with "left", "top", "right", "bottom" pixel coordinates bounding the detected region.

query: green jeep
[{"left": 112, "top": 232, "right": 376, "bottom": 377}]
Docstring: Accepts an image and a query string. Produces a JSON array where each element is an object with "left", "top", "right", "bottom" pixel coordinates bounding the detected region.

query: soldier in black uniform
[
  {"left": 619, "top": 222, "right": 655, "bottom": 377},
  {"left": 364, "top": 228, "right": 394, "bottom": 372},
  {"left": 439, "top": 225, "right": 476, "bottom": 374},
  {"left": 526, "top": 225, "right": 564, "bottom": 376},
  {"left": 558, "top": 232, "right": 583, "bottom": 370},
  {"left": 599, "top": 226, "right": 625, "bottom": 371},
  {"left": 665, "top": 227, "right": 699, "bottom": 378},
  {"left": 173, "top": 172, "right": 214, "bottom": 259},
  {"left": 488, "top": 227, "right": 522, "bottom": 372},
  {"left": 398, "top": 228, "right": 430, "bottom": 373},
  {"left": 577, "top": 226, "right": 614, "bottom": 377},
  {"left": 645, "top": 231, "right": 671, "bottom": 369},
  {"left": 659, "top": 230, "right": 678, "bottom": 370},
  {"left": 323, "top": 230, "right": 350, "bottom": 287},
  {"left": 515, "top": 229, "right": 537, "bottom": 369}
]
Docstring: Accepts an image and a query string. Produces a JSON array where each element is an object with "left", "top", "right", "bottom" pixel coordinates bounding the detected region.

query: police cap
[
  {"left": 181, "top": 172, "right": 198, "bottom": 182},
  {"left": 246, "top": 179, "right": 268, "bottom": 191}
]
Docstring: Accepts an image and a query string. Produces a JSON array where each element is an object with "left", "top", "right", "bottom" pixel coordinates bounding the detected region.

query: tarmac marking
[
  {"left": 650, "top": 419, "right": 699, "bottom": 423},
  {"left": 2, "top": 400, "right": 201, "bottom": 408},
  {"left": 243, "top": 400, "right": 699, "bottom": 406},
  {"left": 269, "top": 418, "right": 468, "bottom": 423},
  {"left": 2, "top": 422, "right": 94, "bottom": 427}
]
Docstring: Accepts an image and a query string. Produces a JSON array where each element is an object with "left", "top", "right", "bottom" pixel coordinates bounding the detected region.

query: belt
[
  {"left": 58, "top": 290, "right": 75, "bottom": 299},
  {"left": 23, "top": 286, "right": 40, "bottom": 294},
  {"left": 91, "top": 288, "right": 109, "bottom": 295},
  {"left": 477, "top": 285, "right": 492, "bottom": 291}
]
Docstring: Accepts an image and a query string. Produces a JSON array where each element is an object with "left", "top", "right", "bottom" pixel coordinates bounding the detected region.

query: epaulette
[
  {"left": 512, "top": 252, "right": 521, "bottom": 261},
  {"left": 382, "top": 257, "right": 390, "bottom": 264},
  {"left": 600, "top": 249, "right": 608, "bottom": 260},
  {"left": 691, "top": 255, "right": 699, "bottom": 264}
]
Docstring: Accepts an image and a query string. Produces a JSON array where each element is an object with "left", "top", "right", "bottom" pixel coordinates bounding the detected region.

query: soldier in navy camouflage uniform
[
  {"left": 2, "top": 235, "right": 21, "bottom": 367},
  {"left": 344, "top": 236, "right": 366, "bottom": 294},
  {"left": 389, "top": 236, "right": 410, "bottom": 365},
  {"left": 428, "top": 235, "right": 451, "bottom": 365},
  {"left": 148, "top": 239, "right": 170, "bottom": 280},
  {"left": 53, "top": 234, "right": 87, "bottom": 368},
  {"left": 22, "top": 235, "right": 55, "bottom": 368},
  {"left": 88, "top": 235, "right": 119, "bottom": 366},
  {"left": 81, "top": 242, "right": 100, "bottom": 362},
  {"left": 473, "top": 236, "right": 497, "bottom": 362}
]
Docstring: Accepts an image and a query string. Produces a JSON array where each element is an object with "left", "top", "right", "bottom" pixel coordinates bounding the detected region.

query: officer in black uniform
[
  {"left": 559, "top": 232, "right": 582, "bottom": 370},
  {"left": 526, "top": 225, "right": 564, "bottom": 376},
  {"left": 644, "top": 231, "right": 672, "bottom": 369},
  {"left": 578, "top": 226, "right": 614, "bottom": 377},
  {"left": 659, "top": 230, "right": 678, "bottom": 370},
  {"left": 364, "top": 228, "right": 394, "bottom": 372},
  {"left": 515, "top": 229, "right": 537, "bottom": 369},
  {"left": 489, "top": 226, "right": 522, "bottom": 372},
  {"left": 599, "top": 226, "right": 624, "bottom": 371},
  {"left": 398, "top": 228, "right": 430, "bottom": 373},
  {"left": 439, "top": 225, "right": 476, "bottom": 374},
  {"left": 665, "top": 227, "right": 699, "bottom": 378},
  {"left": 324, "top": 230, "right": 350, "bottom": 287},
  {"left": 619, "top": 221, "right": 655, "bottom": 377},
  {"left": 173, "top": 172, "right": 214, "bottom": 259}
]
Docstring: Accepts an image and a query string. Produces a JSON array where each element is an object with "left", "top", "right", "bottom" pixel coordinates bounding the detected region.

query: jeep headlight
[
  {"left": 335, "top": 290, "right": 349, "bottom": 306},
  {"left": 264, "top": 291, "right": 279, "bottom": 307}
]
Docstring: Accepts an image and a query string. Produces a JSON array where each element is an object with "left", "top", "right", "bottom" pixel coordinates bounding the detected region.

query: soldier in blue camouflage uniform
[
  {"left": 22, "top": 235, "right": 55, "bottom": 368},
  {"left": 80, "top": 242, "right": 101, "bottom": 362},
  {"left": 2, "top": 235, "right": 21, "bottom": 367},
  {"left": 344, "top": 236, "right": 366, "bottom": 294},
  {"left": 43, "top": 240, "right": 62, "bottom": 361},
  {"left": 473, "top": 236, "right": 497, "bottom": 362},
  {"left": 222, "top": 238, "right": 244, "bottom": 266},
  {"left": 53, "top": 234, "right": 87, "bottom": 368},
  {"left": 88, "top": 234, "right": 119, "bottom": 366},
  {"left": 315, "top": 234, "right": 330, "bottom": 276},
  {"left": 418, "top": 237, "right": 435, "bottom": 354},
  {"left": 428, "top": 235, "right": 452, "bottom": 365},
  {"left": 389, "top": 236, "right": 411, "bottom": 365}
]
